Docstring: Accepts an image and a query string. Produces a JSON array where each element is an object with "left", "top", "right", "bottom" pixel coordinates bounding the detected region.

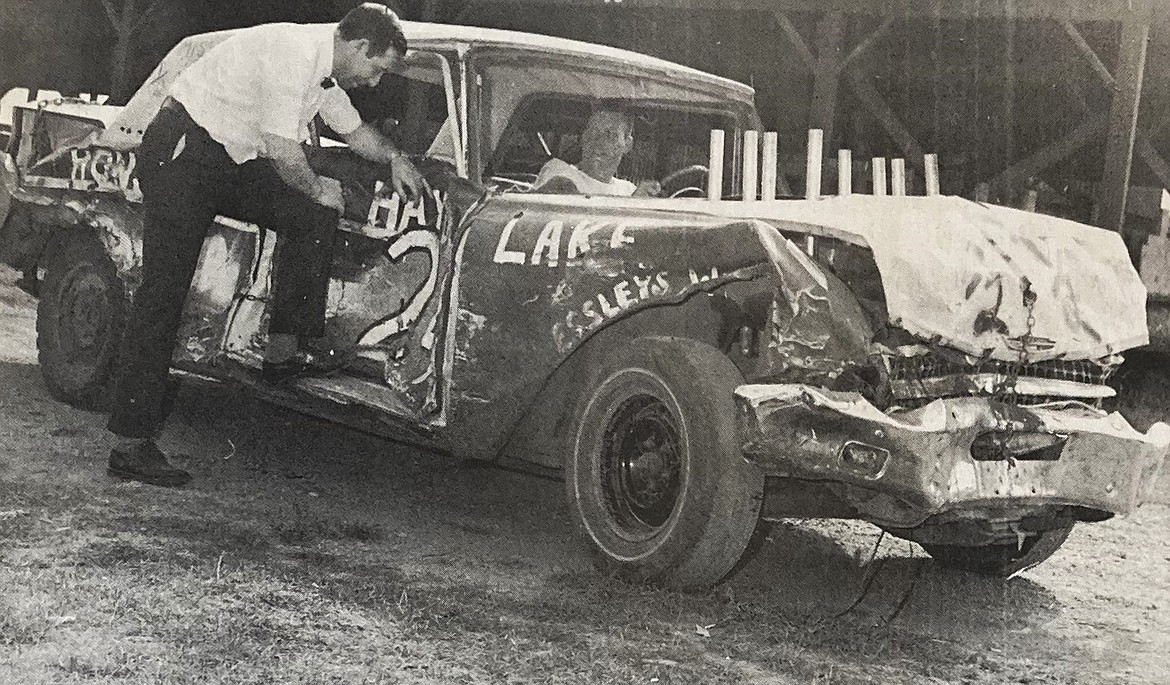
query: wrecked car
[{"left": 0, "top": 22, "right": 1166, "bottom": 590}]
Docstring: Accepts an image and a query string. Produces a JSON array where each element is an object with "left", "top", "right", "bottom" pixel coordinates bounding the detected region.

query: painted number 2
[{"left": 357, "top": 184, "right": 446, "bottom": 346}]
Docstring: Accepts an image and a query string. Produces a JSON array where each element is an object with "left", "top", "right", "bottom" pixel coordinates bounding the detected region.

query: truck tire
[
  {"left": 37, "top": 232, "right": 127, "bottom": 410},
  {"left": 920, "top": 525, "right": 1074, "bottom": 577},
  {"left": 565, "top": 336, "right": 764, "bottom": 590}
]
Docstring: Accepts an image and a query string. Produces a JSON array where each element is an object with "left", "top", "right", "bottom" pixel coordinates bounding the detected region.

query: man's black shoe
[
  {"left": 108, "top": 441, "right": 192, "bottom": 487},
  {"left": 261, "top": 357, "right": 314, "bottom": 384},
  {"left": 261, "top": 350, "right": 345, "bottom": 384}
]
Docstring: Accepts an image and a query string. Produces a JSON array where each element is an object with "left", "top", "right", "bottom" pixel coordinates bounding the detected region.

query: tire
[
  {"left": 920, "top": 525, "right": 1074, "bottom": 577},
  {"left": 565, "top": 336, "right": 764, "bottom": 590},
  {"left": 36, "top": 232, "right": 128, "bottom": 410}
]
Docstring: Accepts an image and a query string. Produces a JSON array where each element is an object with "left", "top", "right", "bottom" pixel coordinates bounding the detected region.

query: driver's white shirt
[
  {"left": 534, "top": 158, "right": 636, "bottom": 196},
  {"left": 171, "top": 23, "right": 362, "bottom": 164}
]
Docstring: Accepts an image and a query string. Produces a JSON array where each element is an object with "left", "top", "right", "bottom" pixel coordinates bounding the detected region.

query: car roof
[{"left": 402, "top": 21, "right": 755, "bottom": 101}]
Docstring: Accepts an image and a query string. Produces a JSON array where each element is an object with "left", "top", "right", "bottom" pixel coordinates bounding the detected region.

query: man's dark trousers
[{"left": 107, "top": 101, "right": 339, "bottom": 439}]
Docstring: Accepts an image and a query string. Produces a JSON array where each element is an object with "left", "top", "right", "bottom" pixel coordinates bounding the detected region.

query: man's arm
[
  {"left": 260, "top": 133, "right": 344, "bottom": 211},
  {"left": 340, "top": 122, "right": 426, "bottom": 202}
]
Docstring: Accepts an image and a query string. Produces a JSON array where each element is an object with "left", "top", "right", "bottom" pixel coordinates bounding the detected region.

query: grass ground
[{"left": 2, "top": 263, "right": 1168, "bottom": 683}]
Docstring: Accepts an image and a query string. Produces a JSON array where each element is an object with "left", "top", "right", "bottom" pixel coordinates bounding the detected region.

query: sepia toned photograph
[{"left": 1, "top": 0, "right": 1167, "bottom": 682}]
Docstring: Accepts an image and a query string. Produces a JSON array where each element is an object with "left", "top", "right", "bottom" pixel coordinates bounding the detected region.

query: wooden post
[
  {"left": 810, "top": 13, "right": 844, "bottom": 147},
  {"left": 742, "top": 130, "right": 759, "bottom": 202},
  {"left": 1161, "top": 188, "right": 1170, "bottom": 235},
  {"left": 708, "top": 129, "right": 725, "bottom": 202},
  {"left": 761, "top": 132, "right": 778, "bottom": 200},
  {"left": 102, "top": 0, "right": 169, "bottom": 105},
  {"left": 1003, "top": 1, "right": 1017, "bottom": 183},
  {"left": 1022, "top": 189, "right": 1038, "bottom": 212},
  {"left": 1099, "top": 17, "right": 1150, "bottom": 232},
  {"left": 872, "top": 156, "right": 887, "bottom": 195},
  {"left": 891, "top": 158, "right": 907, "bottom": 195},
  {"left": 838, "top": 149, "right": 852, "bottom": 195},
  {"left": 806, "top": 128, "right": 824, "bottom": 199},
  {"left": 846, "top": 69, "right": 925, "bottom": 168},
  {"left": 924, "top": 153, "right": 940, "bottom": 195}
]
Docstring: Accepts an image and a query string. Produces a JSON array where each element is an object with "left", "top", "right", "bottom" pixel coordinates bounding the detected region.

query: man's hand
[
  {"left": 262, "top": 133, "right": 332, "bottom": 202},
  {"left": 316, "top": 176, "right": 345, "bottom": 212},
  {"left": 390, "top": 154, "right": 427, "bottom": 203},
  {"left": 634, "top": 179, "right": 662, "bottom": 198},
  {"left": 343, "top": 122, "right": 428, "bottom": 202}
]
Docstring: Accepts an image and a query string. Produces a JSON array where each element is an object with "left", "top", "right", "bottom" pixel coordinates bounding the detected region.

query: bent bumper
[{"left": 735, "top": 384, "right": 1169, "bottom": 528}]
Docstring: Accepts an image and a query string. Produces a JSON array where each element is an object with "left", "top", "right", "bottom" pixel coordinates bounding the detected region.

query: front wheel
[
  {"left": 36, "top": 232, "right": 127, "bottom": 410},
  {"left": 565, "top": 336, "right": 764, "bottom": 590},
  {"left": 920, "top": 525, "right": 1074, "bottom": 577}
]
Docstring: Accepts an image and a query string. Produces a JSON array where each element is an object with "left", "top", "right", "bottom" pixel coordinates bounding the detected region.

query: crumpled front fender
[{"left": 736, "top": 384, "right": 1169, "bottom": 527}]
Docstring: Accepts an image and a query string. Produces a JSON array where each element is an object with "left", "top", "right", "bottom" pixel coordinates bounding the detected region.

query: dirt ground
[{"left": 1, "top": 262, "right": 1169, "bottom": 684}]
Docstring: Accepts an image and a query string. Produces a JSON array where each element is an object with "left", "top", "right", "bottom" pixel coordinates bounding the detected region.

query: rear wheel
[
  {"left": 565, "top": 336, "right": 764, "bottom": 590},
  {"left": 37, "top": 233, "right": 127, "bottom": 410},
  {"left": 920, "top": 525, "right": 1074, "bottom": 577}
]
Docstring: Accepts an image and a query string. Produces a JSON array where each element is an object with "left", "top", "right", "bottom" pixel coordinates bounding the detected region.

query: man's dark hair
[
  {"left": 589, "top": 99, "right": 634, "bottom": 132},
  {"left": 339, "top": 3, "right": 408, "bottom": 57},
  {"left": 593, "top": 99, "right": 632, "bottom": 120}
]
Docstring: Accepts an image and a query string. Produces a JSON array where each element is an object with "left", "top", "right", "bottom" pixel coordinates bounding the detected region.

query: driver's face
[{"left": 580, "top": 110, "right": 634, "bottom": 162}]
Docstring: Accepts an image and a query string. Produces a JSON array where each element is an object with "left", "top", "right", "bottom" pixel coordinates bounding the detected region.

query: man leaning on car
[{"left": 105, "top": 3, "right": 427, "bottom": 487}]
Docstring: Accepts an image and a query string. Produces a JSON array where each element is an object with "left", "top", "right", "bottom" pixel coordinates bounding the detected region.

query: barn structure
[
  {"left": 433, "top": 0, "right": 1166, "bottom": 238},
  {"left": 3, "top": 0, "right": 1170, "bottom": 236}
]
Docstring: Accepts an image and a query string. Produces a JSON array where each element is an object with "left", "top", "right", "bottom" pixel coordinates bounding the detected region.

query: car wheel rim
[
  {"left": 600, "top": 393, "right": 683, "bottom": 538},
  {"left": 59, "top": 266, "right": 111, "bottom": 364}
]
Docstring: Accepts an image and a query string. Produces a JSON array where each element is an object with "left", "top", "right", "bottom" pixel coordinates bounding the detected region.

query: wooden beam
[
  {"left": 1098, "top": 18, "right": 1149, "bottom": 232},
  {"left": 775, "top": 13, "right": 815, "bottom": 67},
  {"left": 1060, "top": 21, "right": 1116, "bottom": 87},
  {"left": 1137, "top": 136, "right": 1170, "bottom": 194},
  {"left": 837, "top": 16, "right": 894, "bottom": 74},
  {"left": 810, "top": 13, "right": 844, "bottom": 145},
  {"left": 100, "top": 0, "right": 120, "bottom": 30},
  {"left": 1003, "top": 4, "right": 1017, "bottom": 180},
  {"left": 1062, "top": 17, "right": 1170, "bottom": 204},
  {"left": 481, "top": 0, "right": 1159, "bottom": 22},
  {"left": 844, "top": 66, "right": 924, "bottom": 167},
  {"left": 778, "top": 11, "right": 919, "bottom": 166},
  {"left": 991, "top": 113, "right": 1108, "bottom": 189},
  {"left": 128, "top": 0, "right": 167, "bottom": 35}
]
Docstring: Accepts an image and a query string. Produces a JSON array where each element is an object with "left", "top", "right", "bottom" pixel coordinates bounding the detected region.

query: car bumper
[{"left": 735, "top": 384, "right": 1169, "bottom": 528}]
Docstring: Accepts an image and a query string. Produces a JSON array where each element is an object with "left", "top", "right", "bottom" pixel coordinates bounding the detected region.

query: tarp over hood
[{"left": 699, "top": 195, "right": 1147, "bottom": 362}]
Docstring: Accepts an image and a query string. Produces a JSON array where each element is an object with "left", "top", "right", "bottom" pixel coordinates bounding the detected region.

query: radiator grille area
[{"left": 884, "top": 354, "right": 1118, "bottom": 403}]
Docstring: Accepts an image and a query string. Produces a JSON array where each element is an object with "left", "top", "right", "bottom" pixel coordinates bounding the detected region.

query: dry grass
[
  {"left": 0, "top": 262, "right": 1164, "bottom": 683},
  {"left": 0, "top": 471, "right": 1091, "bottom": 685}
]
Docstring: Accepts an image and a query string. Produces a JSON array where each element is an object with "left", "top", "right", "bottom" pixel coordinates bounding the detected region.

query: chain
[
  {"left": 1000, "top": 277, "right": 1037, "bottom": 406},
  {"left": 998, "top": 279, "right": 1038, "bottom": 467}
]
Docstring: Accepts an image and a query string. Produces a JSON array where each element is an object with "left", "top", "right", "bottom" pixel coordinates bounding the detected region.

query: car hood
[{"left": 676, "top": 194, "right": 1147, "bottom": 362}]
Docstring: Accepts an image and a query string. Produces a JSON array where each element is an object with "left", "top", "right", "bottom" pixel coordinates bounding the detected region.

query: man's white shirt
[
  {"left": 534, "top": 158, "right": 637, "bottom": 196},
  {"left": 171, "top": 23, "right": 362, "bottom": 164}
]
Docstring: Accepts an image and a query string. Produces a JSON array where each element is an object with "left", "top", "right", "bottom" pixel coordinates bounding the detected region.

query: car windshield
[
  {"left": 478, "top": 56, "right": 744, "bottom": 196},
  {"left": 487, "top": 96, "right": 736, "bottom": 196}
]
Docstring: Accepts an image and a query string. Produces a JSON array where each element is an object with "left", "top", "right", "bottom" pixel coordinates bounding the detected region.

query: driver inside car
[{"left": 531, "top": 102, "right": 660, "bottom": 197}]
